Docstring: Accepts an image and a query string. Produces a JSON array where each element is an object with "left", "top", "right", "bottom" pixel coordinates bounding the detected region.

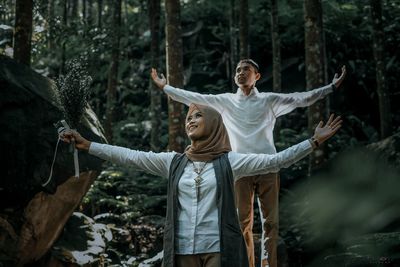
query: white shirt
[
  {"left": 164, "top": 84, "right": 333, "bottom": 154},
  {"left": 89, "top": 140, "right": 312, "bottom": 254}
]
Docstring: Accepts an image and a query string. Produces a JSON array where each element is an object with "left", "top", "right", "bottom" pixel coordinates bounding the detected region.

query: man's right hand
[{"left": 151, "top": 68, "right": 167, "bottom": 90}]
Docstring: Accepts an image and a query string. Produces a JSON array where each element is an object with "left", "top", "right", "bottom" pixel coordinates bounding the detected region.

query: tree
[
  {"left": 60, "top": 0, "right": 68, "bottom": 74},
  {"left": 304, "top": 0, "right": 328, "bottom": 171},
  {"left": 271, "top": 0, "right": 282, "bottom": 139},
  {"left": 165, "top": 0, "right": 186, "bottom": 152},
  {"left": 229, "top": 0, "right": 239, "bottom": 90},
  {"left": 105, "top": 0, "right": 122, "bottom": 142},
  {"left": 97, "top": 0, "right": 103, "bottom": 28},
  {"left": 148, "top": 0, "right": 162, "bottom": 152},
  {"left": 270, "top": 0, "right": 281, "bottom": 94},
  {"left": 13, "top": 0, "right": 33, "bottom": 66},
  {"left": 239, "top": 0, "right": 249, "bottom": 58},
  {"left": 370, "top": 0, "right": 391, "bottom": 138}
]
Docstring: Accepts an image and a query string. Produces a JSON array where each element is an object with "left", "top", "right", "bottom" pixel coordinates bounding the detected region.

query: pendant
[{"left": 194, "top": 175, "right": 202, "bottom": 201}]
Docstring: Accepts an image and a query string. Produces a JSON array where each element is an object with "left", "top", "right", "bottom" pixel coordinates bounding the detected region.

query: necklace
[{"left": 192, "top": 161, "right": 208, "bottom": 201}]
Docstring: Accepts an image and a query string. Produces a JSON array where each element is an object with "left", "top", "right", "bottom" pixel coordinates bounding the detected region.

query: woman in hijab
[{"left": 60, "top": 104, "right": 341, "bottom": 267}]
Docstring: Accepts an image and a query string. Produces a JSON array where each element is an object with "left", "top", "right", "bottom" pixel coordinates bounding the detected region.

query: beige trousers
[
  {"left": 235, "top": 173, "right": 279, "bottom": 267},
  {"left": 175, "top": 253, "right": 221, "bottom": 267}
]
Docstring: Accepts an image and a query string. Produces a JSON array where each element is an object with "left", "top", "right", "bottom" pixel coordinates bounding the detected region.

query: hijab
[{"left": 185, "top": 104, "right": 231, "bottom": 161}]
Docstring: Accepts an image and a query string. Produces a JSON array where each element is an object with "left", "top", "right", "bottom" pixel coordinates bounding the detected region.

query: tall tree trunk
[
  {"left": 70, "top": 0, "right": 78, "bottom": 19},
  {"left": 165, "top": 0, "right": 186, "bottom": 152},
  {"left": 60, "top": 0, "right": 68, "bottom": 74},
  {"left": 370, "top": 0, "right": 391, "bottom": 138},
  {"left": 271, "top": 0, "right": 282, "bottom": 140},
  {"left": 304, "top": 0, "right": 327, "bottom": 172},
  {"left": 87, "top": 0, "right": 93, "bottom": 25},
  {"left": 239, "top": 0, "right": 249, "bottom": 58},
  {"left": 229, "top": 0, "right": 238, "bottom": 90},
  {"left": 13, "top": 0, "right": 33, "bottom": 66},
  {"left": 148, "top": 0, "right": 162, "bottom": 151},
  {"left": 47, "top": 0, "right": 55, "bottom": 50},
  {"left": 82, "top": 0, "right": 87, "bottom": 22},
  {"left": 105, "top": 0, "right": 121, "bottom": 142},
  {"left": 270, "top": 0, "right": 281, "bottom": 94},
  {"left": 97, "top": 0, "right": 103, "bottom": 28}
]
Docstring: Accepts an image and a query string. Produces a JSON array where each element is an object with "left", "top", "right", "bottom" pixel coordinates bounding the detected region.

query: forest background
[{"left": 1, "top": 0, "right": 400, "bottom": 266}]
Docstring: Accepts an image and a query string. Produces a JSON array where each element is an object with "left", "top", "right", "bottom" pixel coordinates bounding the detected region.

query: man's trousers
[{"left": 235, "top": 173, "right": 279, "bottom": 267}]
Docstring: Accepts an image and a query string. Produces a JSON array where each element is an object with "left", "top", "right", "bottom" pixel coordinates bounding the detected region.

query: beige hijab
[{"left": 185, "top": 104, "right": 231, "bottom": 162}]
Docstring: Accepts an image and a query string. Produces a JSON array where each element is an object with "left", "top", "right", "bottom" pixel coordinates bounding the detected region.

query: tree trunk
[
  {"left": 47, "top": 0, "right": 55, "bottom": 50},
  {"left": 60, "top": 0, "right": 68, "bottom": 74},
  {"left": 70, "top": 0, "right": 78, "bottom": 19},
  {"left": 229, "top": 0, "right": 238, "bottom": 91},
  {"left": 271, "top": 0, "right": 282, "bottom": 140},
  {"left": 105, "top": 0, "right": 121, "bottom": 142},
  {"left": 304, "top": 0, "right": 327, "bottom": 172},
  {"left": 370, "top": 0, "right": 391, "bottom": 138},
  {"left": 97, "top": 0, "right": 103, "bottom": 28},
  {"left": 239, "top": 0, "right": 249, "bottom": 58},
  {"left": 86, "top": 0, "right": 93, "bottom": 25},
  {"left": 13, "top": 0, "right": 33, "bottom": 66},
  {"left": 165, "top": 0, "right": 186, "bottom": 152},
  {"left": 148, "top": 0, "right": 162, "bottom": 152}
]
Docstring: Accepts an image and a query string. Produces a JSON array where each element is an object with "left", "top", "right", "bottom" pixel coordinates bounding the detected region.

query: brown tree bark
[
  {"left": 105, "top": 0, "right": 121, "bottom": 142},
  {"left": 60, "top": 0, "right": 68, "bottom": 74},
  {"left": 148, "top": 0, "right": 162, "bottom": 151},
  {"left": 304, "top": 0, "right": 328, "bottom": 172},
  {"left": 97, "top": 0, "right": 103, "bottom": 28},
  {"left": 239, "top": 0, "right": 249, "bottom": 58},
  {"left": 229, "top": 0, "right": 239, "bottom": 90},
  {"left": 370, "top": 0, "right": 391, "bottom": 138},
  {"left": 165, "top": 0, "right": 186, "bottom": 152},
  {"left": 270, "top": 0, "right": 281, "bottom": 93},
  {"left": 13, "top": 0, "right": 33, "bottom": 66},
  {"left": 47, "top": 0, "right": 55, "bottom": 50},
  {"left": 271, "top": 0, "right": 282, "bottom": 140}
]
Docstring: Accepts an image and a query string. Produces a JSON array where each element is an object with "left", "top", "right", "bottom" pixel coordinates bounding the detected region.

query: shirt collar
[{"left": 236, "top": 87, "right": 259, "bottom": 97}]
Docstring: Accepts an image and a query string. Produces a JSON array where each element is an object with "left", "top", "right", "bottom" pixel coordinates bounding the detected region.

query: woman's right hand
[{"left": 60, "top": 130, "right": 91, "bottom": 151}]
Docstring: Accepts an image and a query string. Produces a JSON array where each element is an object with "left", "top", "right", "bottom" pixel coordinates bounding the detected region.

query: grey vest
[{"left": 163, "top": 153, "right": 249, "bottom": 267}]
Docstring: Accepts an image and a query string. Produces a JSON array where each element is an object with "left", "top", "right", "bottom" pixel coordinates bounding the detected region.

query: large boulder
[{"left": 0, "top": 55, "right": 106, "bottom": 265}]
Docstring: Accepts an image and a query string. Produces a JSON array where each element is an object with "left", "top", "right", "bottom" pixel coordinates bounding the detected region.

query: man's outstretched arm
[
  {"left": 151, "top": 68, "right": 223, "bottom": 109},
  {"left": 270, "top": 65, "right": 347, "bottom": 117}
]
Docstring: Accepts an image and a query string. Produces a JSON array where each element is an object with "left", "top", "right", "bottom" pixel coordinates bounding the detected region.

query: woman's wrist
[{"left": 309, "top": 136, "right": 320, "bottom": 149}]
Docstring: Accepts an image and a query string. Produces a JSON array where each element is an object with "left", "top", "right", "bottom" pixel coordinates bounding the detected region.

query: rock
[{"left": 0, "top": 55, "right": 106, "bottom": 265}]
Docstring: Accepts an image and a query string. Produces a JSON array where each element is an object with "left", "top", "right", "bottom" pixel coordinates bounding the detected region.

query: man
[{"left": 151, "top": 59, "right": 346, "bottom": 267}]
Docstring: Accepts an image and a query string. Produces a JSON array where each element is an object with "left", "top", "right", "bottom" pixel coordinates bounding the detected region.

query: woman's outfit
[{"left": 88, "top": 139, "right": 312, "bottom": 267}]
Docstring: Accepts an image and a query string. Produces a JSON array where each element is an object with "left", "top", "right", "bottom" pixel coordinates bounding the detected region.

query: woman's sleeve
[
  {"left": 229, "top": 140, "right": 313, "bottom": 180},
  {"left": 89, "top": 142, "right": 175, "bottom": 178}
]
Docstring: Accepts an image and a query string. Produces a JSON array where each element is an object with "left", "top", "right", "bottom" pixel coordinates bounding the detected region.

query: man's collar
[{"left": 236, "top": 87, "right": 259, "bottom": 96}]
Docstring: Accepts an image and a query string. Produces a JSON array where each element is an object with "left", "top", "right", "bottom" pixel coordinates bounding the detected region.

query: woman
[{"left": 61, "top": 104, "right": 341, "bottom": 267}]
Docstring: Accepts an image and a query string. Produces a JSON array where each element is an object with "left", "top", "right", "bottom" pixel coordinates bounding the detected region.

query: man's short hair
[{"left": 237, "top": 59, "right": 259, "bottom": 73}]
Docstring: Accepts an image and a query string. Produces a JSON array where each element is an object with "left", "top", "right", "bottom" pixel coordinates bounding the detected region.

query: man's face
[
  {"left": 234, "top": 62, "right": 260, "bottom": 89},
  {"left": 186, "top": 109, "right": 207, "bottom": 141}
]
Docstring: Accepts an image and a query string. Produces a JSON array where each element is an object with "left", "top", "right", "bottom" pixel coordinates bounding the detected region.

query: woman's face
[{"left": 186, "top": 108, "right": 207, "bottom": 140}]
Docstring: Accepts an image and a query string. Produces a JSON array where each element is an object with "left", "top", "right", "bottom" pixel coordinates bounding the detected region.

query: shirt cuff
[
  {"left": 88, "top": 142, "right": 102, "bottom": 156},
  {"left": 164, "top": 84, "right": 175, "bottom": 92}
]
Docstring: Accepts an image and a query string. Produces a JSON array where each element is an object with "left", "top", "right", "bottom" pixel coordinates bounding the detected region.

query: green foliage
[{"left": 280, "top": 149, "right": 400, "bottom": 266}]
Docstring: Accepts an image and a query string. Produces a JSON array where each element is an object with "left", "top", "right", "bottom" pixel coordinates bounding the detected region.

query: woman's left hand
[{"left": 313, "top": 114, "right": 342, "bottom": 145}]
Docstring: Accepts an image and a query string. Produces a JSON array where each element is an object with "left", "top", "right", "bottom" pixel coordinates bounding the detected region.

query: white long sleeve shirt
[
  {"left": 89, "top": 140, "right": 312, "bottom": 254},
  {"left": 164, "top": 84, "right": 333, "bottom": 154}
]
